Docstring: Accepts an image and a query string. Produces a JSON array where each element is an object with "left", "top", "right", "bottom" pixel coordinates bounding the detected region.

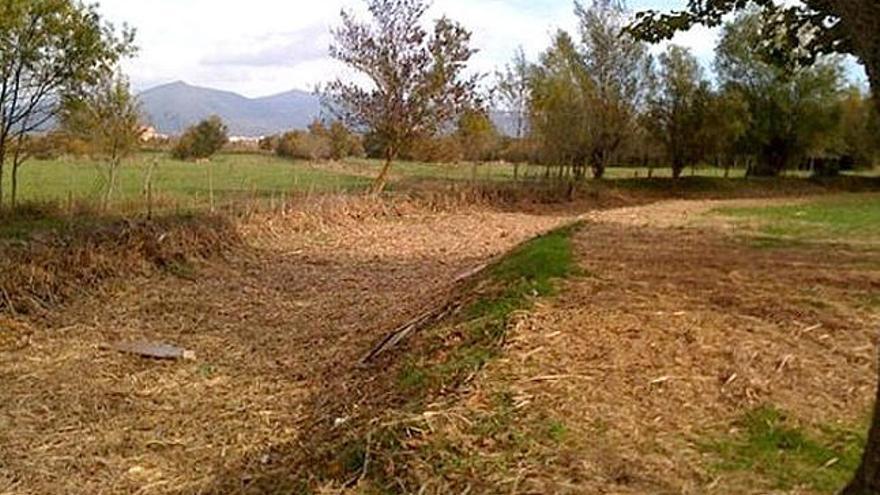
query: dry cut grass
[
  {"left": 315, "top": 197, "right": 880, "bottom": 494},
  {"left": 0, "top": 196, "right": 575, "bottom": 495}
]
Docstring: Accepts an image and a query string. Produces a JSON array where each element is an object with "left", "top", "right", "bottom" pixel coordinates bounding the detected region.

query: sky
[{"left": 94, "top": 0, "right": 854, "bottom": 98}]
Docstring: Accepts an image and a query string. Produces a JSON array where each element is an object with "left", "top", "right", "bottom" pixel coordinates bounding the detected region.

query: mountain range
[
  {"left": 139, "top": 81, "right": 517, "bottom": 137},
  {"left": 139, "top": 81, "right": 321, "bottom": 137}
]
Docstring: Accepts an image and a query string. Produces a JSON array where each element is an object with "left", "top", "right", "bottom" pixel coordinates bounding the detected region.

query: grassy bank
[{"left": 297, "top": 225, "right": 580, "bottom": 492}]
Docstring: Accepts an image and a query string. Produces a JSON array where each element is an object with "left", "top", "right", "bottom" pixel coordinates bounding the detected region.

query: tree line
[
  {"left": 494, "top": 2, "right": 878, "bottom": 180},
  {"left": 322, "top": 0, "right": 879, "bottom": 195}
]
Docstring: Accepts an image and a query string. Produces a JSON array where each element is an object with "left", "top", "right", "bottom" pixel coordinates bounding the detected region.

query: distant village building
[
  {"left": 140, "top": 126, "right": 168, "bottom": 142},
  {"left": 228, "top": 136, "right": 262, "bottom": 150}
]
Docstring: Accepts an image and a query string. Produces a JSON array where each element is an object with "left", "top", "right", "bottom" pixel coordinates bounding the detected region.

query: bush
[
  {"left": 273, "top": 121, "right": 364, "bottom": 161},
  {"left": 24, "top": 133, "right": 70, "bottom": 160},
  {"left": 497, "top": 137, "right": 538, "bottom": 164},
  {"left": 259, "top": 135, "right": 278, "bottom": 152},
  {"left": 406, "top": 136, "right": 463, "bottom": 163},
  {"left": 172, "top": 116, "right": 228, "bottom": 160},
  {"left": 328, "top": 121, "right": 364, "bottom": 160},
  {"left": 275, "top": 130, "right": 332, "bottom": 161}
]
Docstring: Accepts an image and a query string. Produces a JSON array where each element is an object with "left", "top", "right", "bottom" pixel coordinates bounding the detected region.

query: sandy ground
[{"left": 0, "top": 208, "right": 571, "bottom": 495}]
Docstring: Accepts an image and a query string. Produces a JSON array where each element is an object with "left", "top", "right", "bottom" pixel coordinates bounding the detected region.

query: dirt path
[
  {"left": 434, "top": 197, "right": 880, "bottom": 494},
  {"left": 0, "top": 208, "right": 572, "bottom": 495}
]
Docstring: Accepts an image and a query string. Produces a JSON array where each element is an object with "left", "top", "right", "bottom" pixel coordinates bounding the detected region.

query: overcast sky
[{"left": 95, "top": 0, "right": 858, "bottom": 98}]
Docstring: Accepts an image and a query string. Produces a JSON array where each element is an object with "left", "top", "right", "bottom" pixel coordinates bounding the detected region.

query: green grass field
[
  {"left": 715, "top": 194, "right": 880, "bottom": 245},
  {"left": 704, "top": 406, "right": 865, "bottom": 493},
  {"left": 0, "top": 152, "right": 877, "bottom": 236},
  {"left": 5, "top": 152, "right": 879, "bottom": 203},
  {"left": 9, "top": 151, "right": 867, "bottom": 209},
  {"left": 2, "top": 152, "right": 368, "bottom": 207}
]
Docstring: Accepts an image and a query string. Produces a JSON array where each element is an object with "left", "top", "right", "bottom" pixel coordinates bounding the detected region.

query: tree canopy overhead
[{"left": 627, "top": 1, "right": 879, "bottom": 93}]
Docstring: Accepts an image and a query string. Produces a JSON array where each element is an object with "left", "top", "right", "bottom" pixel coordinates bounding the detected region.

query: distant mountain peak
[
  {"left": 138, "top": 82, "right": 321, "bottom": 137},
  {"left": 138, "top": 82, "right": 516, "bottom": 138}
]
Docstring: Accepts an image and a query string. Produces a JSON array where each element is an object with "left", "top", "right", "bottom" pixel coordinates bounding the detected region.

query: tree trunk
[
  {"left": 747, "top": 157, "right": 783, "bottom": 177},
  {"left": 0, "top": 155, "right": 4, "bottom": 209},
  {"left": 103, "top": 161, "right": 120, "bottom": 211},
  {"left": 672, "top": 158, "right": 685, "bottom": 180},
  {"left": 836, "top": 3, "right": 880, "bottom": 494},
  {"left": 10, "top": 160, "right": 20, "bottom": 209},
  {"left": 592, "top": 150, "right": 607, "bottom": 179},
  {"left": 371, "top": 149, "right": 394, "bottom": 195},
  {"left": 844, "top": 365, "right": 880, "bottom": 495}
]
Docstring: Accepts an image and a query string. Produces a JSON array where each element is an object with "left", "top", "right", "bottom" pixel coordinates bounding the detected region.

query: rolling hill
[
  {"left": 139, "top": 81, "right": 321, "bottom": 137},
  {"left": 139, "top": 81, "right": 517, "bottom": 137}
]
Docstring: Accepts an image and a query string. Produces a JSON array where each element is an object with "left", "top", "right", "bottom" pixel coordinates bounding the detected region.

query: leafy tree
[
  {"left": 0, "top": 0, "right": 135, "bottom": 208},
  {"left": 629, "top": 1, "right": 880, "bottom": 491},
  {"left": 495, "top": 47, "right": 531, "bottom": 139},
  {"left": 456, "top": 108, "right": 498, "bottom": 162},
  {"left": 645, "top": 45, "right": 711, "bottom": 178},
  {"left": 406, "top": 135, "right": 462, "bottom": 163},
  {"left": 172, "top": 116, "right": 228, "bottom": 161},
  {"left": 326, "top": 0, "right": 480, "bottom": 193},
  {"left": 715, "top": 12, "right": 845, "bottom": 176},
  {"left": 628, "top": 1, "right": 880, "bottom": 116},
  {"left": 328, "top": 121, "right": 363, "bottom": 160},
  {"left": 575, "top": 0, "right": 653, "bottom": 178},
  {"left": 61, "top": 75, "right": 143, "bottom": 208},
  {"left": 836, "top": 87, "right": 880, "bottom": 168},
  {"left": 529, "top": 31, "right": 595, "bottom": 179},
  {"left": 699, "top": 88, "right": 750, "bottom": 174}
]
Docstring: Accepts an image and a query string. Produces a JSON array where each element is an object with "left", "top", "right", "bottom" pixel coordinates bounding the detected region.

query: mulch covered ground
[
  {"left": 2, "top": 197, "right": 878, "bottom": 495},
  {"left": 0, "top": 206, "right": 571, "bottom": 494},
  {"left": 427, "top": 199, "right": 880, "bottom": 494}
]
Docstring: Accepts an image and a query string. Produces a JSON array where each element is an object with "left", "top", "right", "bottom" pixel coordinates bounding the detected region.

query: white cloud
[{"left": 97, "top": 0, "right": 721, "bottom": 97}]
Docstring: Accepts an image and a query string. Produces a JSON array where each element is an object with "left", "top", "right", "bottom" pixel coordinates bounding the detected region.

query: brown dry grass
[
  {"left": 325, "top": 198, "right": 879, "bottom": 495},
  {"left": 2, "top": 188, "right": 879, "bottom": 494},
  {"left": 0, "top": 215, "right": 238, "bottom": 316},
  {"left": 493, "top": 226, "right": 876, "bottom": 493},
  {"left": 0, "top": 197, "right": 572, "bottom": 494}
]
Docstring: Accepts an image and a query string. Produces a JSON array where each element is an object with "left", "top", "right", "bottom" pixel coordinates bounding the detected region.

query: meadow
[
  {"left": 4, "top": 151, "right": 855, "bottom": 212},
  {"left": 3, "top": 152, "right": 367, "bottom": 207}
]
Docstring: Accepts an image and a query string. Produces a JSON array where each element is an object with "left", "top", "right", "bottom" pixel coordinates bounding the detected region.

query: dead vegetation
[
  {"left": 310, "top": 199, "right": 879, "bottom": 494},
  {"left": 1, "top": 187, "right": 879, "bottom": 494},
  {"left": 0, "top": 214, "right": 238, "bottom": 316},
  {"left": 0, "top": 195, "right": 573, "bottom": 495}
]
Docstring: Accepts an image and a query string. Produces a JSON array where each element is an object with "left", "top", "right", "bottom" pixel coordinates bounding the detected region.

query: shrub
[
  {"left": 406, "top": 136, "right": 463, "bottom": 163},
  {"left": 273, "top": 121, "right": 364, "bottom": 161},
  {"left": 275, "top": 130, "right": 332, "bottom": 161},
  {"left": 172, "top": 116, "right": 228, "bottom": 160},
  {"left": 328, "top": 121, "right": 363, "bottom": 160},
  {"left": 497, "top": 137, "right": 538, "bottom": 164}
]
